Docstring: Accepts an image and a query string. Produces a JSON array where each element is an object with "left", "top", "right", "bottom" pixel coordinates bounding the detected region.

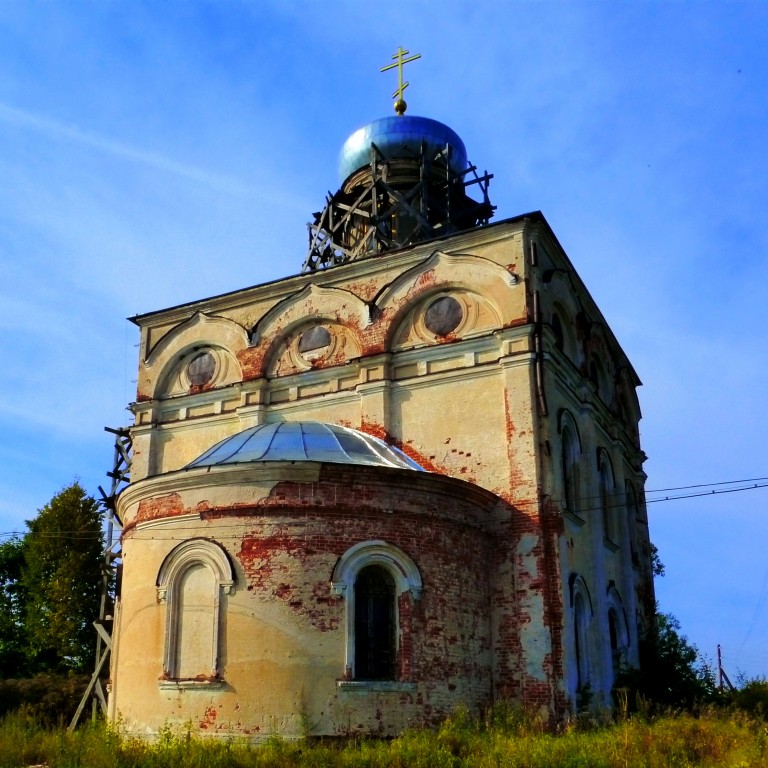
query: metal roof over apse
[
  {"left": 338, "top": 115, "right": 468, "bottom": 183},
  {"left": 185, "top": 422, "right": 425, "bottom": 472}
]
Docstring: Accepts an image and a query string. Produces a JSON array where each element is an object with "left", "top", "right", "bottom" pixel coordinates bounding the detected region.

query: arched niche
[
  {"left": 144, "top": 313, "right": 248, "bottom": 399},
  {"left": 540, "top": 272, "right": 585, "bottom": 368},
  {"left": 156, "top": 538, "right": 235, "bottom": 683},
  {"left": 251, "top": 285, "right": 369, "bottom": 376},
  {"left": 615, "top": 368, "right": 642, "bottom": 426},
  {"left": 251, "top": 284, "right": 370, "bottom": 346},
  {"left": 550, "top": 301, "right": 579, "bottom": 363},
  {"left": 558, "top": 409, "right": 583, "bottom": 517},
  {"left": 374, "top": 251, "right": 521, "bottom": 349}
]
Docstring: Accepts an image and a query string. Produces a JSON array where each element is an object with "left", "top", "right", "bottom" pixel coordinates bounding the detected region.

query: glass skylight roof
[{"left": 185, "top": 422, "right": 424, "bottom": 472}]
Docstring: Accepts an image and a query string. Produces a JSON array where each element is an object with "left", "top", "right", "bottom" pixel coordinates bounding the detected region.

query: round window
[
  {"left": 298, "top": 326, "right": 332, "bottom": 361},
  {"left": 424, "top": 296, "right": 463, "bottom": 337},
  {"left": 187, "top": 352, "right": 216, "bottom": 387}
]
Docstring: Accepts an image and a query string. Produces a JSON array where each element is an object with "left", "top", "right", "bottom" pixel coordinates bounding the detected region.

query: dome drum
[{"left": 303, "top": 116, "right": 495, "bottom": 272}]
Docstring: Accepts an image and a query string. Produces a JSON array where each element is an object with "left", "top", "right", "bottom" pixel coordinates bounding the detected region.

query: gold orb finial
[{"left": 381, "top": 46, "right": 421, "bottom": 116}]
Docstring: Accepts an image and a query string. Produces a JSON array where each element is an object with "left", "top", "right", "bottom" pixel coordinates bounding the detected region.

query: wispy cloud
[{"left": 0, "top": 101, "right": 249, "bottom": 194}]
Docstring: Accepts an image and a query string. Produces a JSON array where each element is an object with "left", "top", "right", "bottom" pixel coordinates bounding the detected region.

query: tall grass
[{"left": 1, "top": 705, "right": 766, "bottom": 768}]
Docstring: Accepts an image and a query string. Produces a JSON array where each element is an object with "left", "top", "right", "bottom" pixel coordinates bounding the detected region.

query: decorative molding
[
  {"left": 156, "top": 538, "right": 235, "bottom": 681},
  {"left": 337, "top": 681, "right": 417, "bottom": 693},
  {"left": 251, "top": 284, "right": 371, "bottom": 346},
  {"left": 331, "top": 540, "right": 422, "bottom": 600},
  {"left": 158, "top": 679, "right": 226, "bottom": 691}
]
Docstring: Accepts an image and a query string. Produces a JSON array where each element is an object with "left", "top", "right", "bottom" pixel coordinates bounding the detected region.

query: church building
[{"left": 108, "top": 51, "right": 654, "bottom": 738}]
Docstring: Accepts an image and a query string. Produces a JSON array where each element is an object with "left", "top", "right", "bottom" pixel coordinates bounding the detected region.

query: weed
[{"left": 1, "top": 706, "right": 768, "bottom": 767}]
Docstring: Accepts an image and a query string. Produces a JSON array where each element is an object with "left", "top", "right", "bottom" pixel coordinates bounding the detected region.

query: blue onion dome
[
  {"left": 338, "top": 115, "right": 468, "bottom": 185},
  {"left": 186, "top": 422, "right": 424, "bottom": 472}
]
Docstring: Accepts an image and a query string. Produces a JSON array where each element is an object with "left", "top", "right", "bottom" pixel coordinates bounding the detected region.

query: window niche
[
  {"left": 354, "top": 565, "right": 396, "bottom": 680},
  {"left": 569, "top": 574, "right": 593, "bottom": 705},
  {"left": 331, "top": 540, "right": 421, "bottom": 690},
  {"left": 606, "top": 586, "right": 630, "bottom": 684},
  {"left": 551, "top": 311, "right": 565, "bottom": 353},
  {"left": 559, "top": 412, "right": 582, "bottom": 521},
  {"left": 598, "top": 451, "right": 618, "bottom": 547},
  {"left": 156, "top": 539, "right": 234, "bottom": 688}
]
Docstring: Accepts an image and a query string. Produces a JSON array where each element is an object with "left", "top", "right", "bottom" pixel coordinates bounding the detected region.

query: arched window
[
  {"left": 608, "top": 609, "right": 621, "bottom": 679},
  {"left": 588, "top": 356, "right": 606, "bottom": 400},
  {"left": 559, "top": 413, "right": 582, "bottom": 517},
  {"left": 552, "top": 312, "right": 565, "bottom": 352},
  {"left": 551, "top": 305, "right": 577, "bottom": 361},
  {"left": 598, "top": 451, "right": 616, "bottom": 544},
  {"left": 569, "top": 574, "right": 593, "bottom": 702},
  {"left": 331, "top": 540, "right": 421, "bottom": 683},
  {"left": 626, "top": 480, "right": 645, "bottom": 523},
  {"left": 156, "top": 539, "right": 234, "bottom": 685},
  {"left": 625, "top": 481, "right": 641, "bottom": 566},
  {"left": 354, "top": 566, "right": 396, "bottom": 680},
  {"left": 606, "top": 586, "right": 630, "bottom": 685},
  {"left": 574, "top": 593, "right": 589, "bottom": 690}
]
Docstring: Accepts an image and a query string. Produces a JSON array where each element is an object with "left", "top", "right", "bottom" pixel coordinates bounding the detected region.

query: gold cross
[{"left": 381, "top": 46, "right": 421, "bottom": 115}]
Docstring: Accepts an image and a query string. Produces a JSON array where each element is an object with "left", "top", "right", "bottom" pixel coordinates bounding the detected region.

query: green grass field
[{"left": 2, "top": 705, "right": 767, "bottom": 768}]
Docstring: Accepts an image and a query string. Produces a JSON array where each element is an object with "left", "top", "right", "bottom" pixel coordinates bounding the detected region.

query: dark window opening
[
  {"left": 354, "top": 565, "right": 396, "bottom": 680},
  {"left": 562, "top": 429, "right": 579, "bottom": 515},
  {"left": 552, "top": 313, "right": 564, "bottom": 352},
  {"left": 608, "top": 609, "right": 620, "bottom": 679},
  {"left": 589, "top": 359, "right": 600, "bottom": 391},
  {"left": 574, "top": 592, "right": 588, "bottom": 691},
  {"left": 599, "top": 454, "right": 615, "bottom": 543},
  {"left": 601, "top": 467, "right": 611, "bottom": 541}
]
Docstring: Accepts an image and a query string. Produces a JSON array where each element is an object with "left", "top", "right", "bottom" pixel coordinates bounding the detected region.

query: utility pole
[{"left": 717, "top": 644, "right": 735, "bottom": 691}]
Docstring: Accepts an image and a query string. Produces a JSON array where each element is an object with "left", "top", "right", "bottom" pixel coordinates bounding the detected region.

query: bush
[
  {"left": 0, "top": 673, "right": 91, "bottom": 726},
  {"left": 728, "top": 677, "right": 768, "bottom": 719}
]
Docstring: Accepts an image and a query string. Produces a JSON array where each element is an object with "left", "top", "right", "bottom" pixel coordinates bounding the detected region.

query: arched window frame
[
  {"left": 568, "top": 573, "right": 593, "bottom": 700},
  {"left": 331, "top": 540, "right": 421, "bottom": 687},
  {"left": 549, "top": 300, "right": 578, "bottom": 363},
  {"left": 626, "top": 479, "right": 646, "bottom": 523},
  {"left": 558, "top": 411, "right": 582, "bottom": 520},
  {"left": 551, "top": 311, "right": 565, "bottom": 353},
  {"left": 598, "top": 449, "right": 617, "bottom": 545},
  {"left": 606, "top": 585, "right": 630, "bottom": 683},
  {"left": 625, "top": 480, "right": 643, "bottom": 568},
  {"left": 625, "top": 480, "right": 638, "bottom": 521},
  {"left": 156, "top": 538, "right": 234, "bottom": 687}
]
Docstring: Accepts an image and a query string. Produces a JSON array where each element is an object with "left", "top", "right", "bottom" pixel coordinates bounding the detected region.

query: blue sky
[{"left": 1, "top": 1, "right": 767, "bottom": 680}]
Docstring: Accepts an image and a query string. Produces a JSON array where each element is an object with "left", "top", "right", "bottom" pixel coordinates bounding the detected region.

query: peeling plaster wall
[
  {"left": 112, "top": 465, "right": 496, "bottom": 738},
  {"left": 112, "top": 214, "right": 653, "bottom": 734}
]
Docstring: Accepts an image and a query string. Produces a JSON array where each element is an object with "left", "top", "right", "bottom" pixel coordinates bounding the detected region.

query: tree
[
  {"left": 637, "top": 611, "right": 717, "bottom": 708},
  {"left": 617, "top": 610, "right": 717, "bottom": 710},
  {"left": 617, "top": 544, "right": 716, "bottom": 710},
  {"left": 20, "top": 483, "right": 105, "bottom": 674},
  {"left": 0, "top": 536, "right": 27, "bottom": 676}
]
